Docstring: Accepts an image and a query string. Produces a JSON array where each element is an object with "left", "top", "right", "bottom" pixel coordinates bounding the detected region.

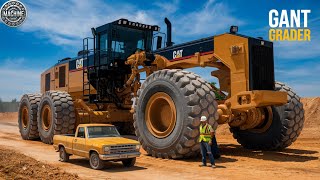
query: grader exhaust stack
[{"left": 164, "top": 17, "right": 173, "bottom": 47}]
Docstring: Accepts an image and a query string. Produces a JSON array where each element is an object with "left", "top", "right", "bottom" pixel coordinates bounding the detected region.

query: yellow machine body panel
[{"left": 214, "top": 33, "right": 250, "bottom": 96}]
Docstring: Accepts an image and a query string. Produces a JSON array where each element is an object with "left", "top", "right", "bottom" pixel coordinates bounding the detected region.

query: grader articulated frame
[{"left": 18, "top": 18, "right": 304, "bottom": 158}]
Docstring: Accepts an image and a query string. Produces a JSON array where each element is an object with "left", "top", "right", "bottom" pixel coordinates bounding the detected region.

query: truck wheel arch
[
  {"left": 89, "top": 150, "right": 97, "bottom": 155},
  {"left": 89, "top": 149, "right": 100, "bottom": 156}
]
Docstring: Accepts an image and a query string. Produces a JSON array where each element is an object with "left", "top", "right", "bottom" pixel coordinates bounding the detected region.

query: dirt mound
[
  {"left": 300, "top": 97, "right": 320, "bottom": 128},
  {"left": 0, "top": 146, "right": 79, "bottom": 180}
]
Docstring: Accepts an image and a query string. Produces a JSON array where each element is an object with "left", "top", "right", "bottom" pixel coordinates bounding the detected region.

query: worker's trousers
[{"left": 200, "top": 141, "right": 215, "bottom": 165}]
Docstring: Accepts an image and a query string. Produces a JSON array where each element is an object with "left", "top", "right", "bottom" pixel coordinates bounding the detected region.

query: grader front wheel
[
  {"left": 134, "top": 69, "right": 219, "bottom": 159},
  {"left": 230, "top": 82, "right": 304, "bottom": 150}
]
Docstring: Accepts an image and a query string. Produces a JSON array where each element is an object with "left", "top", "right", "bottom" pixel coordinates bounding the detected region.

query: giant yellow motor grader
[{"left": 18, "top": 18, "right": 304, "bottom": 158}]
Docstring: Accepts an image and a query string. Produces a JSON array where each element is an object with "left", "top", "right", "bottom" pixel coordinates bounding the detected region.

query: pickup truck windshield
[{"left": 87, "top": 126, "right": 121, "bottom": 138}]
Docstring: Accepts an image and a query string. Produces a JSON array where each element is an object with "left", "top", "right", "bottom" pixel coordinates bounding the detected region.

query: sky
[{"left": 0, "top": 0, "right": 319, "bottom": 101}]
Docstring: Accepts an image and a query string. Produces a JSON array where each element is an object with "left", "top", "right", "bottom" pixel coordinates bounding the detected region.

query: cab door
[
  {"left": 54, "top": 63, "right": 69, "bottom": 92},
  {"left": 72, "top": 127, "right": 87, "bottom": 157}
]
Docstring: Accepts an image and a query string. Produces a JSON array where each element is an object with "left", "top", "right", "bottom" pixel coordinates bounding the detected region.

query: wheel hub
[
  {"left": 249, "top": 107, "right": 273, "bottom": 133},
  {"left": 145, "top": 92, "right": 177, "bottom": 138},
  {"left": 229, "top": 107, "right": 273, "bottom": 133},
  {"left": 41, "top": 104, "right": 52, "bottom": 131},
  {"left": 91, "top": 155, "right": 99, "bottom": 167},
  {"left": 21, "top": 106, "right": 29, "bottom": 129}
]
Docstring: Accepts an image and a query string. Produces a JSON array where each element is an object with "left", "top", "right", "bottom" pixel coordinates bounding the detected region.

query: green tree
[
  {"left": 209, "top": 82, "right": 225, "bottom": 100},
  {"left": 11, "top": 98, "right": 17, "bottom": 103}
]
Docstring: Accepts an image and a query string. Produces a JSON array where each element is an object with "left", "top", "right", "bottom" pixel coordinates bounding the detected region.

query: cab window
[
  {"left": 58, "top": 66, "right": 66, "bottom": 87},
  {"left": 100, "top": 33, "right": 108, "bottom": 51},
  {"left": 77, "top": 127, "right": 85, "bottom": 138},
  {"left": 45, "top": 73, "right": 50, "bottom": 91}
]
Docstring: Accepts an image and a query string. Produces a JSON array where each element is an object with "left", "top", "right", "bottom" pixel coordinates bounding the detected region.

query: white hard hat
[{"left": 200, "top": 116, "right": 207, "bottom": 122}]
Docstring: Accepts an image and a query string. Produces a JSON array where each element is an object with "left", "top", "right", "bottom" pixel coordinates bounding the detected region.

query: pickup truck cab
[{"left": 53, "top": 124, "right": 141, "bottom": 169}]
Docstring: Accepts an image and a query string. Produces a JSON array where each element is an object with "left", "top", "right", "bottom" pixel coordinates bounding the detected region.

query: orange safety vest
[{"left": 198, "top": 123, "right": 212, "bottom": 142}]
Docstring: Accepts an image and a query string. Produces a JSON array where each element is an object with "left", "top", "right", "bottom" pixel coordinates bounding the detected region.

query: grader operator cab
[{"left": 18, "top": 18, "right": 304, "bottom": 159}]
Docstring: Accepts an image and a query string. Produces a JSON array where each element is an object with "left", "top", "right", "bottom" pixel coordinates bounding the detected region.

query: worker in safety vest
[{"left": 199, "top": 116, "right": 216, "bottom": 168}]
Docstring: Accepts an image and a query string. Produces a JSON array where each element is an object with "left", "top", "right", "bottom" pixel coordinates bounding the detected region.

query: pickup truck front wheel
[
  {"left": 59, "top": 146, "right": 69, "bottom": 162},
  {"left": 122, "top": 158, "right": 136, "bottom": 167},
  {"left": 90, "top": 152, "right": 104, "bottom": 170}
]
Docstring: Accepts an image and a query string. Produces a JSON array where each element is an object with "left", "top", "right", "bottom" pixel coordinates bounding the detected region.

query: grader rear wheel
[
  {"left": 38, "top": 91, "right": 76, "bottom": 144},
  {"left": 18, "top": 94, "right": 41, "bottom": 140},
  {"left": 41, "top": 104, "right": 52, "bottom": 131},
  {"left": 230, "top": 82, "right": 304, "bottom": 150},
  {"left": 134, "top": 69, "right": 219, "bottom": 159},
  {"left": 21, "top": 106, "right": 29, "bottom": 129}
]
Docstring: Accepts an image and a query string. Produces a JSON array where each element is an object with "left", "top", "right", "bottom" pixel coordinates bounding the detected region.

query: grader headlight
[{"left": 230, "top": 25, "right": 238, "bottom": 33}]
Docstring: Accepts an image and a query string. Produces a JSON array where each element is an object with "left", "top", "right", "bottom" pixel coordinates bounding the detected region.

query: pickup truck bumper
[{"left": 99, "top": 152, "right": 141, "bottom": 160}]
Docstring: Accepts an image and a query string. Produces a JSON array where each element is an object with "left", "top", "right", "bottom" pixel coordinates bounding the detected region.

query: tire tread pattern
[
  {"left": 38, "top": 91, "right": 75, "bottom": 144},
  {"left": 18, "top": 94, "right": 41, "bottom": 139},
  {"left": 231, "top": 82, "right": 304, "bottom": 150}
]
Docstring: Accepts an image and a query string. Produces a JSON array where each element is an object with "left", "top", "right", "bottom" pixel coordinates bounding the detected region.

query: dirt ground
[
  {"left": 0, "top": 146, "right": 79, "bottom": 180},
  {"left": 0, "top": 98, "right": 319, "bottom": 180}
]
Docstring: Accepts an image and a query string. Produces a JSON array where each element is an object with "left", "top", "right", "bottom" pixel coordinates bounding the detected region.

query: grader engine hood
[
  {"left": 153, "top": 36, "right": 214, "bottom": 61},
  {"left": 149, "top": 33, "right": 287, "bottom": 112},
  {"left": 211, "top": 33, "right": 277, "bottom": 98},
  {"left": 154, "top": 33, "right": 276, "bottom": 94}
]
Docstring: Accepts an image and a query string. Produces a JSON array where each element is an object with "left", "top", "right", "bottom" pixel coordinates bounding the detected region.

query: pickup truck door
[{"left": 72, "top": 127, "right": 87, "bottom": 157}]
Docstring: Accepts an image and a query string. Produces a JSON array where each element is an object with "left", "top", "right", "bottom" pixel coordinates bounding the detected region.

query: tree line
[{"left": 0, "top": 98, "right": 19, "bottom": 112}]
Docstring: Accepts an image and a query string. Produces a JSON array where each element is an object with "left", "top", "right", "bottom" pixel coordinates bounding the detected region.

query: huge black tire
[
  {"left": 134, "top": 69, "right": 219, "bottom": 159},
  {"left": 230, "top": 82, "right": 304, "bottom": 150},
  {"left": 18, "top": 94, "right": 41, "bottom": 140},
  {"left": 38, "top": 91, "right": 76, "bottom": 144}
]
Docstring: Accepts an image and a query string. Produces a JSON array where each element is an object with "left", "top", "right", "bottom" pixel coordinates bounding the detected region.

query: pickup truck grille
[{"left": 110, "top": 145, "right": 136, "bottom": 154}]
